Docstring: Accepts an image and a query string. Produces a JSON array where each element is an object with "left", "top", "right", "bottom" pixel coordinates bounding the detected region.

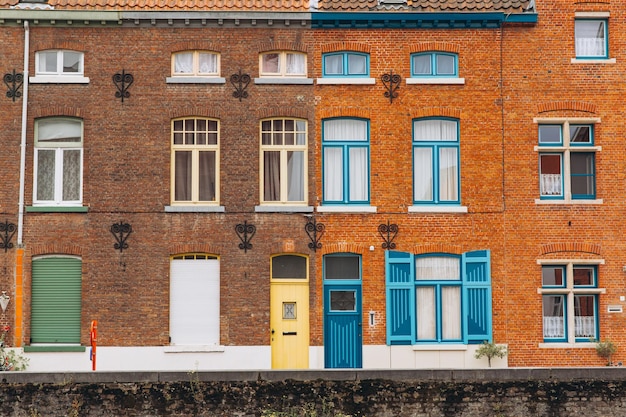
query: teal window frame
[
  {"left": 412, "top": 117, "right": 461, "bottom": 205},
  {"left": 322, "top": 117, "right": 370, "bottom": 205},
  {"left": 322, "top": 52, "right": 369, "bottom": 77},
  {"left": 574, "top": 19, "right": 608, "bottom": 59},
  {"left": 410, "top": 52, "right": 458, "bottom": 77}
]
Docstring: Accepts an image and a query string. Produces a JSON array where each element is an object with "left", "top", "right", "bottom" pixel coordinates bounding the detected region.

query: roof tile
[{"left": 0, "top": 0, "right": 311, "bottom": 11}]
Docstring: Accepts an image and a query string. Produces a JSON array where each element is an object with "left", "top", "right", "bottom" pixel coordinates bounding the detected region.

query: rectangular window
[
  {"left": 323, "top": 52, "right": 369, "bottom": 77},
  {"left": 171, "top": 118, "right": 219, "bottom": 204},
  {"left": 540, "top": 264, "right": 601, "bottom": 343},
  {"left": 575, "top": 19, "right": 608, "bottom": 59},
  {"left": 538, "top": 122, "right": 597, "bottom": 201},
  {"left": 260, "top": 119, "right": 307, "bottom": 204},
  {"left": 322, "top": 118, "right": 370, "bottom": 204},
  {"left": 411, "top": 52, "right": 458, "bottom": 77},
  {"left": 36, "top": 50, "right": 83, "bottom": 76},
  {"left": 260, "top": 51, "right": 306, "bottom": 77},
  {"left": 413, "top": 118, "right": 460, "bottom": 204},
  {"left": 34, "top": 118, "right": 83, "bottom": 206},
  {"left": 172, "top": 51, "right": 219, "bottom": 76}
]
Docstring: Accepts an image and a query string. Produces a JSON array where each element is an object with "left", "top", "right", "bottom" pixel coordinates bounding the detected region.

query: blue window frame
[
  {"left": 322, "top": 52, "right": 369, "bottom": 77},
  {"left": 541, "top": 265, "right": 598, "bottom": 343},
  {"left": 411, "top": 52, "right": 458, "bottom": 77},
  {"left": 538, "top": 123, "right": 595, "bottom": 200},
  {"left": 385, "top": 250, "right": 492, "bottom": 345},
  {"left": 413, "top": 118, "right": 460, "bottom": 205},
  {"left": 322, "top": 118, "right": 370, "bottom": 204},
  {"left": 575, "top": 19, "right": 608, "bottom": 59}
]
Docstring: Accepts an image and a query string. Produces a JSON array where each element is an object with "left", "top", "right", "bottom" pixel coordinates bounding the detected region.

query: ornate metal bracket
[
  {"left": 378, "top": 221, "right": 398, "bottom": 250},
  {"left": 113, "top": 70, "right": 133, "bottom": 103},
  {"left": 110, "top": 222, "right": 132, "bottom": 253},
  {"left": 230, "top": 69, "right": 250, "bottom": 101},
  {"left": 305, "top": 217, "right": 325, "bottom": 252},
  {"left": 235, "top": 220, "right": 256, "bottom": 253},
  {"left": 381, "top": 71, "right": 401, "bottom": 103},
  {"left": 0, "top": 221, "right": 16, "bottom": 253},
  {"left": 4, "top": 70, "right": 23, "bottom": 102}
]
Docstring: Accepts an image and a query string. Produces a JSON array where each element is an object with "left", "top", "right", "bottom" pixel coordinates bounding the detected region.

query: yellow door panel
[{"left": 270, "top": 282, "right": 309, "bottom": 369}]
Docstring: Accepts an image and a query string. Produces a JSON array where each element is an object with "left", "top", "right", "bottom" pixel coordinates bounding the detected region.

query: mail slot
[{"left": 282, "top": 331, "right": 297, "bottom": 336}]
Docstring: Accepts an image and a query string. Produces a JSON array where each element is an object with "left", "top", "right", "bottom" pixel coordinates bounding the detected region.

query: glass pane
[
  {"left": 283, "top": 302, "right": 296, "bottom": 319},
  {"left": 263, "top": 151, "right": 280, "bottom": 201},
  {"left": 36, "top": 150, "right": 55, "bottom": 201},
  {"left": 574, "top": 295, "right": 596, "bottom": 338},
  {"left": 575, "top": 20, "right": 606, "bottom": 57},
  {"left": 436, "top": 54, "right": 455, "bottom": 75},
  {"left": 539, "top": 125, "right": 562, "bottom": 144},
  {"left": 262, "top": 53, "right": 280, "bottom": 74},
  {"left": 324, "top": 119, "right": 368, "bottom": 141},
  {"left": 198, "top": 53, "right": 217, "bottom": 74},
  {"left": 324, "top": 55, "right": 343, "bottom": 75},
  {"left": 413, "top": 120, "right": 457, "bottom": 142},
  {"left": 543, "top": 295, "right": 565, "bottom": 339},
  {"left": 439, "top": 147, "right": 458, "bottom": 201},
  {"left": 324, "top": 147, "right": 343, "bottom": 201},
  {"left": 441, "top": 286, "right": 461, "bottom": 339},
  {"left": 413, "top": 54, "right": 431, "bottom": 75},
  {"left": 573, "top": 267, "right": 594, "bottom": 286},
  {"left": 539, "top": 154, "right": 562, "bottom": 196},
  {"left": 62, "top": 52, "right": 81, "bottom": 73},
  {"left": 415, "top": 256, "right": 460, "bottom": 281},
  {"left": 39, "top": 51, "right": 57, "bottom": 73},
  {"left": 174, "top": 151, "right": 192, "bottom": 201},
  {"left": 272, "top": 255, "right": 307, "bottom": 279},
  {"left": 416, "top": 287, "right": 436, "bottom": 340},
  {"left": 62, "top": 149, "right": 81, "bottom": 201},
  {"left": 286, "top": 53, "right": 305, "bottom": 75},
  {"left": 198, "top": 151, "right": 216, "bottom": 201},
  {"left": 347, "top": 54, "right": 367, "bottom": 75},
  {"left": 174, "top": 52, "right": 193, "bottom": 74},
  {"left": 38, "top": 119, "right": 82, "bottom": 143},
  {"left": 287, "top": 151, "right": 304, "bottom": 202},
  {"left": 542, "top": 266, "right": 564, "bottom": 286},
  {"left": 414, "top": 147, "right": 433, "bottom": 201},
  {"left": 571, "top": 153, "right": 594, "bottom": 197},
  {"left": 348, "top": 147, "right": 368, "bottom": 201},
  {"left": 325, "top": 256, "right": 360, "bottom": 280},
  {"left": 570, "top": 125, "right": 591, "bottom": 144},
  {"left": 330, "top": 291, "right": 356, "bottom": 311}
]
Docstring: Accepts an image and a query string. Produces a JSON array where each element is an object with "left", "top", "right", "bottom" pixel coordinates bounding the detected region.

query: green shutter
[{"left": 31, "top": 257, "right": 82, "bottom": 344}]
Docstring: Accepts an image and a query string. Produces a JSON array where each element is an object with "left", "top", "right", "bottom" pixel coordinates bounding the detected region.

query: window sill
[
  {"left": 26, "top": 206, "right": 88, "bottom": 213},
  {"left": 255, "top": 205, "right": 313, "bottom": 213},
  {"left": 412, "top": 344, "right": 468, "bottom": 351},
  {"left": 165, "top": 205, "right": 225, "bottom": 213},
  {"left": 316, "top": 205, "right": 377, "bottom": 213},
  {"left": 166, "top": 77, "right": 226, "bottom": 84},
  {"left": 406, "top": 78, "right": 465, "bottom": 85},
  {"left": 164, "top": 345, "right": 225, "bottom": 353},
  {"left": 535, "top": 199, "right": 603, "bottom": 205},
  {"left": 571, "top": 58, "right": 616, "bottom": 64},
  {"left": 538, "top": 342, "right": 596, "bottom": 349},
  {"left": 408, "top": 205, "right": 468, "bottom": 213},
  {"left": 29, "top": 76, "right": 90, "bottom": 84},
  {"left": 254, "top": 77, "right": 313, "bottom": 85},
  {"left": 24, "top": 345, "right": 85, "bottom": 353},
  {"left": 316, "top": 78, "right": 376, "bottom": 85}
]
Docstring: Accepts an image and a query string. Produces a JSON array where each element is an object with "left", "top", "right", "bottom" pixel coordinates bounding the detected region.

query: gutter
[{"left": 17, "top": 20, "right": 28, "bottom": 246}]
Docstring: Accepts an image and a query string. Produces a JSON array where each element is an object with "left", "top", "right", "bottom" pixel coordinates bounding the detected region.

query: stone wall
[{"left": 1, "top": 369, "right": 626, "bottom": 417}]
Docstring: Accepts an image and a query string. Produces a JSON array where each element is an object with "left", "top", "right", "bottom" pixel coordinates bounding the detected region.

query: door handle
[
  {"left": 282, "top": 331, "right": 297, "bottom": 336},
  {"left": 271, "top": 329, "right": 275, "bottom": 335}
]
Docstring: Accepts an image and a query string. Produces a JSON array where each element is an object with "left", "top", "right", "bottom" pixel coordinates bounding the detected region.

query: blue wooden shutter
[
  {"left": 385, "top": 250, "right": 414, "bottom": 345},
  {"left": 462, "top": 250, "right": 492, "bottom": 344}
]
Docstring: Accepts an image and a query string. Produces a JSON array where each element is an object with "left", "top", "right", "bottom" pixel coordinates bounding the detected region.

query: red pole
[{"left": 90, "top": 320, "right": 97, "bottom": 371}]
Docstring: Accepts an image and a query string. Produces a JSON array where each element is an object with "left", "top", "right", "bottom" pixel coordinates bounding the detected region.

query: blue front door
[{"left": 324, "top": 284, "right": 362, "bottom": 368}]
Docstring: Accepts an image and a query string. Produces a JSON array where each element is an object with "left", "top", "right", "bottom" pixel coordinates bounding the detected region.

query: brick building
[{"left": 0, "top": 0, "right": 623, "bottom": 371}]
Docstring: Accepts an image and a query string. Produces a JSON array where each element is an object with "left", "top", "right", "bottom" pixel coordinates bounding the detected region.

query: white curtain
[
  {"left": 417, "top": 287, "right": 436, "bottom": 340},
  {"left": 416, "top": 257, "right": 460, "bottom": 280},
  {"left": 575, "top": 20, "right": 606, "bottom": 57},
  {"left": 324, "top": 147, "right": 343, "bottom": 201},
  {"left": 436, "top": 54, "right": 454, "bottom": 75},
  {"left": 174, "top": 53, "right": 193, "bottom": 74},
  {"left": 542, "top": 295, "right": 565, "bottom": 338},
  {"left": 439, "top": 147, "right": 458, "bottom": 201},
  {"left": 413, "top": 55, "right": 431, "bottom": 75},
  {"left": 540, "top": 174, "right": 562, "bottom": 196},
  {"left": 441, "top": 287, "right": 461, "bottom": 340},
  {"left": 262, "top": 53, "right": 280, "bottom": 73},
  {"left": 198, "top": 53, "right": 217, "bottom": 74},
  {"left": 324, "top": 119, "right": 367, "bottom": 141},
  {"left": 38, "top": 119, "right": 82, "bottom": 143},
  {"left": 287, "top": 151, "right": 304, "bottom": 201},
  {"left": 286, "top": 53, "right": 306, "bottom": 75},
  {"left": 414, "top": 119, "right": 457, "bottom": 142},
  {"left": 348, "top": 54, "right": 367, "bottom": 74},
  {"left": 324, "top": 55, "right": 343, "bottom": 74},
  {"left": 414, "top": 148, "right": 433, "bottom": 201},
  {"left": 62, "top": 149, "right": 81, "bottom": 201},
  {"left": 349, "top": 148, "right": 367, "bottom": 201},
  {"left": 36, "top": 150, "right": 55, "bottom": 201}
]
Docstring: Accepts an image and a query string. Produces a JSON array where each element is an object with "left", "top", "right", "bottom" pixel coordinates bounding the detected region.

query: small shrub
[
  {"left": 0, "top": 326, "right": 29, "bottom": 371},
  {"left": 474, "top": 341, "right": 507, "bottom": 367},
  {"left": 594, "top": 339, "right": 617, "bottom": 366}
]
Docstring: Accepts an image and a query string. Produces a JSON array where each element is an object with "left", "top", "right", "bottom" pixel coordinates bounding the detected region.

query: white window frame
[
  {"left": 534, "top": 118, "right": 602, "bottom": 205},
  {"left": 31, "top": 50, "right": 89, "bottom": 84},
  {"left": 571, "top": 12, "right": 615, "bottom": 64},
  {"left": 167, "top": 51, "right": 225, "bottom": 84},
  {"left": 537, "top": 259, "right": 605, "bottom": 348},
  {"left": 33, "top": 117, "right": 83, "bottom": 207},
  {"left": 259, "top": 51, "right": 307, "bottom": 78},
  {"left": 170, "top": 118, "right": 220, "bottom": 206}
]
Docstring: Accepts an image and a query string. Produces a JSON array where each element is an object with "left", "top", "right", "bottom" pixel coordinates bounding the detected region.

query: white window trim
[
  {"left": 316, "top": 78, "right": 376, "bottom": 85},
  {"left": 166, "top": 77, "right": 226, "bottom": 84},
  {"left": 575, "top": 12, "right": 610, "bottom": 18},
  {"left": 164, "top": 205, "right": 225, "bottom": 212},
  {"left": 316, "top": 205, "right": 377, "bottom": 213},
  {"left": 259, "top": 51, "right": 307, "bottom": 78},
  {"left": 29, "top": 75, "right": 90, "bottom": 84},
  {"left": 255, "top": 205, "right": 313, "bottom": 213},
  {"left": 571, "top": 58, "right": 616, "bottom": 64},
  {"left": 537, "top": 259, "right": 606, "bottom": 347},
  {"left": 408, "top": 205, "right": 468, "bottom": 213},
  {"left": 171, "top": 51, "right": 220, "bottom": 78},
  {"left": 406, "top": 78, "right": 465, "bottom": 85},
  {"left": 254, "top": 78, "right": 314, "bottom": 85}
]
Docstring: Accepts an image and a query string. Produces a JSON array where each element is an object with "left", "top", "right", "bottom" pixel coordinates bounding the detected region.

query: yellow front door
[{"left": 270, "top": 281, "right": 309, "bottom": 368}]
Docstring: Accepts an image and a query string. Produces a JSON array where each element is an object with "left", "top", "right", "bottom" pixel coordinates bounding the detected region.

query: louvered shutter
[
  {"left": 462, "top": 250, "right": 492, "bottom": 344},
  {"left": 385, "top": 250, "right": 414, "bottom": 345}
]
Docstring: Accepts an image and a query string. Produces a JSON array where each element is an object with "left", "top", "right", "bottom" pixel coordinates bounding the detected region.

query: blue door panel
[{"left": 324, "top": 285, "right": 362, "bottom": 368}]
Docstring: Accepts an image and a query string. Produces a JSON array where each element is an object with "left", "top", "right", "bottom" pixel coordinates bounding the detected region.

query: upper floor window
[
  {"left": 172, "top": 51, "right": 219, "bottom": 77},
  {"left": 411, "top": 52, "right": 458, "bottom": 77},
  {"left": 413, "top": 118, "right": 460, "bottom": 205},
  {"left": 537, "top": 122, "right": 598, "bottom": 201},
  {"left": 36, "top": 50, "right": 83, "bottom": 76},
  {"left": 171, "top": 118, "right": 219, "bottom": 205},
  {"left": 34, "top": 118, "right": 83, "bottom": 206},
  {"left": 322, "top": 118, "right": 370, "bottom": 205},
  {"left": 322, "top": 52, "right": 369, "bottom": 77},
  {"left": 260, "top": 51, "right": 306, "bottom": 78},
  {"left": 575, "top": 19, "right": 608, "bottom": 59},
  {"left": 260, "top": 118, "right": 308, "bottom": 204}
]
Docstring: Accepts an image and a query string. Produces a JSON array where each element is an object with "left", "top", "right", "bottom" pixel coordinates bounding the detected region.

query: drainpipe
[{"left": 17, "top": 20, "right": 29, "bottom": 246}]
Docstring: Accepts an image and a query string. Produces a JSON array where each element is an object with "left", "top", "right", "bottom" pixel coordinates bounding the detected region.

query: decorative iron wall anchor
[
  {"left": 110, "top": 222, "right": 132, "bottom": 253},
  {"left": 305, "top": 217, "right": 325, "bottom": 252},
  {"left": 4, "top": 70, "right": 23, "bottom": 102},
  {"left": 0, "top": 221, "right": 16, "bottom": 253},
  {"left": 113, "top": 70, "right": 134, "bottom": 103},
  {"left": 381, "top": 70, "right": 401, "bottom": 103},
  {"left": 378, "top": 221, "right": 398, "bottom": 249},
  {"left": 235, "top": 220, "right": 256, "bottom": 252},
  {"left": 230, "top": 69, "right": 250, "bottom": 101}
]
